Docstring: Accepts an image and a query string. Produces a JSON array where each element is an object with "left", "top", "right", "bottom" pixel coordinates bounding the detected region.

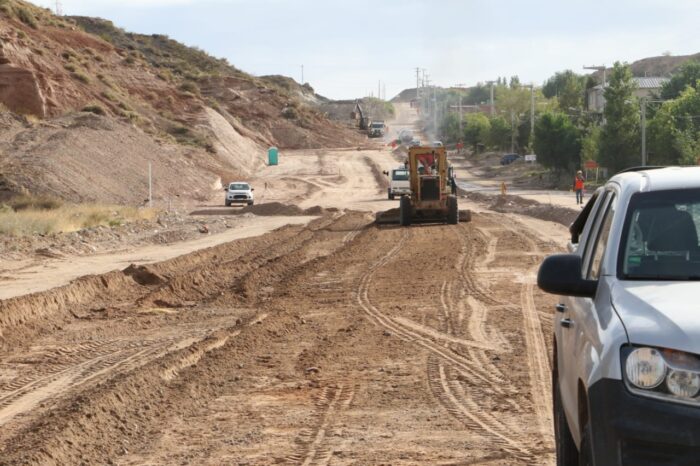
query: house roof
[
  {"left": 634, "top": 77, "right": 669, "bottom": 89},
  {"left": 590, "top": 76, "right": 669, "bottom": 92}
]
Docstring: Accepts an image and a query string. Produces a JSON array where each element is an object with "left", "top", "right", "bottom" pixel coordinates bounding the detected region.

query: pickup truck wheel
[
  {"left": 399, "top": 196, "right": 412, "bottom": 226},
  {"left": 247, "top": 201, "right": 254, "bottom": 206},
  {"left": 554, "top": 376, "right": 579, "bottom": 466},
  {"left": 225, "top": 200, "right": 231, "bottom": 207},
  {"left": 388, "top": 190, "right": 395, "bottom": 200},
  {"left": 447, "top": 195, "right": 458, "bottom": 225}
]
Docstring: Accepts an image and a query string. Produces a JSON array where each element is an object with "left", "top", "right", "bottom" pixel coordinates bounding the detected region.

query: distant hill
[{"left": 589, "top": 52, "right": 700, "bottom": 82}]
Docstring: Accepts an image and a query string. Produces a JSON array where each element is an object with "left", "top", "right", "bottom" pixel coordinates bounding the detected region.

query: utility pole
[
  {"left": 583, "top": 65, "right": 606, "bottom": 87},
  {"left": 378, "top": 80, "right": 381, "bottom": 100},
  {"left": 55, "top": 0, "right": 63, "bottom": 15},
  {"left": 641, "top": 97, "right": 647, "bottom": 166},
  {"left": 459, "top": 95, "right": 463, "bottom": 133},
  {"left": 486, "top": 80, "right": 495, "bottom": 116},
  {"left": 415, "top": 67, "right": 421, "bottom": 101},
  {"left": 529, "top": 84, "right": 535, "bottom": 140},
  {"left": 433, "top": 85, "right": 438, "bottom": 137},
  {"left": 510, "top": 111, "right": 516, "bottom": 153},
  {"left": 148, "top": 162, "right": 153, "bottom": 208},
  {"left": 301, "top": 65, "right": 304, "bottom": 85}
]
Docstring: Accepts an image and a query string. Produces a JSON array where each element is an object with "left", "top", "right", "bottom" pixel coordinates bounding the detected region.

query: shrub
[
  {"left": 63, "top": 63, "right": 76, "bottom": 72},
  {"left": 16, "top": 7, "right": 38, "bottom": 29},
  {"left": 71, "top": 71, "right": 90, "bottom": 84},
  {"left": 100, "top": 90, "right": 117, "bottom": 102},
  {"left": 82, "top": 104, "right": 106, "bottom": 116},
  {"left": 281, "top": 107, "right": 298, "bottom": 119},
  {"left": 8, "top": 194, "right": 63, "bottom": 211},
  {"left": 179, "top": 81, "right": 199, "bottom": 95}
]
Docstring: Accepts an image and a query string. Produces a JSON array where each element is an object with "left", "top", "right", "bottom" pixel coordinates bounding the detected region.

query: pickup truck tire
[
  {"left": 225, "top": 200, "right": 232, "bottom": 207},
  {"left": 388, "top": 189, "right": 394, "bottom": 200},
  {"left": 447, "top": 195, "right": 458, "bottom": 225},
  {"left": 399, "top": 196, "right": 412, "bottom": 226},
  {"left": 554, "top": 376, "right": 579, "bottom": 466},
  {"left": 247, "top": 201, "right": 254, "bottom": 206}
]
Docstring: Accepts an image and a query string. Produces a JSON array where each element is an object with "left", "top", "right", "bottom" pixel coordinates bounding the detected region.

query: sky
[{"left": 27, "top": 0, "right": 700, "bottom": 100}]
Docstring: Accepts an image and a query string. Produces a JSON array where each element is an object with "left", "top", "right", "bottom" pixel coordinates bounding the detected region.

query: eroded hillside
[{"left": 0, "top": 1, "right": 363, "bottom": 203}]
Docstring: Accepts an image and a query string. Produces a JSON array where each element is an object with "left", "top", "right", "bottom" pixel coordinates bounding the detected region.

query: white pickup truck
[{"left": 385, "top": 166, "right": 410, "bottom": 200}]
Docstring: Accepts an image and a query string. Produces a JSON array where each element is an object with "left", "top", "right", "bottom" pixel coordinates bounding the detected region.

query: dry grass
[{"left": 0, "top": 201, "right": 157, "bottom": 236}]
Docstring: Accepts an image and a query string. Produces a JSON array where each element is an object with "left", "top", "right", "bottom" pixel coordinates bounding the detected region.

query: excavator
[
  {"left": 376, "top": 146, "right": 470, "bottom": 226},
  {"left": 352, "top": 101, "right": 371, "bottom": 131}
]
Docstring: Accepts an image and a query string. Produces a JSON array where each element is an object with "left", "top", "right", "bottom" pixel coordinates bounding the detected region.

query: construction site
[
  {"left": 0, "top": 96, "right": 572, "bottom": 464},
  {"left": 0, "top": 2, "right": 592, "bottom": 464}
]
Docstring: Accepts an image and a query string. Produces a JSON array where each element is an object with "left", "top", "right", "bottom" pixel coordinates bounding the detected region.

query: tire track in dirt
[
  {"left": 285, "top": 383, "right": 356, "bottom": 466},
  {"left": 354, "top": 225, "right": 541, "bottom": 460},
  {"left": 355, "top": 230, "right": 505, "bottom": 387},
  {"left": 426, "top": 356, "right": 535, "bottom": 460}
]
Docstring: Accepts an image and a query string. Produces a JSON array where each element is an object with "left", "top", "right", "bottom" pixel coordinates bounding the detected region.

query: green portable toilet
[{"left": 268, "top": 147, "right": 279, "bottom": 166}]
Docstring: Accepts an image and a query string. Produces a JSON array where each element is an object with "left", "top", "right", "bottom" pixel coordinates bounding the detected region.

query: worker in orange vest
[{"left": 573, "top": 170, "right": 585, "bottom": 205}]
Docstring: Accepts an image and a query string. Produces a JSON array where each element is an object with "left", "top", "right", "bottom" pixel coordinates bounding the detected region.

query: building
[{"left": 587, "top": 77, "right": 669, "bottom": 113}]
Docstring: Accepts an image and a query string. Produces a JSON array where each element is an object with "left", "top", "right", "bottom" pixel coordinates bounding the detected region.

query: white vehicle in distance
[
  {"left": 224, "top": 182, "right": 254, "bottom": 206},
  {"left": 431, "top": 141, "right": 444, "bottom": 147},
  {"left": 384, "top": 166, "right": 410, "bottom": 200}
]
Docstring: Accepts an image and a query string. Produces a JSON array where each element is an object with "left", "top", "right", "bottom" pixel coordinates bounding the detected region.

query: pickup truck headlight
[
  {"left": 626, "top": 347, "right": 666, "bottom": 389},
  {"left": 623, "top": 346, "right": 700, "bottom": 404}
]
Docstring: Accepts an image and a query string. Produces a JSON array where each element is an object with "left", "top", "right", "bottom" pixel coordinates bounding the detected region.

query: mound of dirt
[
  {"left": 464, "top": 191, "right": 578, "bottom": 227},
  {"left": 230, "top": 202, "right": 326, "bottom": 217}
]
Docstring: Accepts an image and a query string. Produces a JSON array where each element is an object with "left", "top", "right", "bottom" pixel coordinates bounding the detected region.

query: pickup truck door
[{"left": 559, "top": 190, "right": 615, "bottom": 441}]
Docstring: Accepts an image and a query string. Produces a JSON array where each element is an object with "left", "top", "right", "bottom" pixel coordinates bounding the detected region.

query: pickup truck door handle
[
  {"left": 560, "top": 318, "right": 574, "bottom": 329},
  {"left": 556, "top": 304, "right": 567, "bottom": 313}
]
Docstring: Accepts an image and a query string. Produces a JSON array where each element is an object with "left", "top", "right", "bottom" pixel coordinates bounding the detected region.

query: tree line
[{"left": 436, "top": 60, "right": 700, "bottom": 176}]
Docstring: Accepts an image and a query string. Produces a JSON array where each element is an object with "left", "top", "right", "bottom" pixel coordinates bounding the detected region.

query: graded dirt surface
[
  {"left": 0, "top": 103, "right": 567, "bottom": 465},
  {"left": 0, "top": 209, "right": 563, "bottom": 465}
]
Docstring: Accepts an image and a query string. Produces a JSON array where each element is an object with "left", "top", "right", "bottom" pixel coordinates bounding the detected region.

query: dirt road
[
  {"left": 0, "top": 103, "right": 566, "bottom": 465},
  {"left": 0, "top": 207, "right": 563, "bottom": 465}
]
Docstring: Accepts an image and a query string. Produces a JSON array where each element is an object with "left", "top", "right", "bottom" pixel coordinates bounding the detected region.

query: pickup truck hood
[{"left": 612, "top": 281, "right": 700, "bottom": 354}]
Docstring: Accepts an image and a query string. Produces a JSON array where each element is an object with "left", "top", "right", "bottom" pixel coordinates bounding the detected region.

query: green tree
[
  {"left": 660, "top": 60, "right": 700, "bottom": 100},
  {"left": 439, "top": 113, "right": 462, "bottom": 144},
  {"left": 533, "top": 112, "right": 582, "bottom": 172},
  {"left": 648, "top": 85, "right": 700, "bottom": 165},
  {"left": 463, "top": 113, "right": 491, "bottom": 151},
  {"left": 581, "top": 125, "right": 602, "bottom": 163},
  {"left": 599, "top": 62, "right": 640, "bottom": 173},
  {"left": 543, "top": 70, "right": 586, "bottom": 110},
  {"left": 488, "top": 116, "right": 511, "bottom": 150}
]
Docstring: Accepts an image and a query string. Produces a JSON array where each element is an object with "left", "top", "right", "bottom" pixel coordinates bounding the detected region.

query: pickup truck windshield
[
  {"left": 620, "top": 189, "right": 700, "bottom": 280},
  {"left": 392, "top": 170, "right": 409, "bottom": 181},
  {"left": 229, "top": 184, "right": 249, "bottom": 190}
]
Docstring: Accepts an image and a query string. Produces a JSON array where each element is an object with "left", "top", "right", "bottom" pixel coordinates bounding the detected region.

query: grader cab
[{"left": 399, "top": 146, "right": 458, "bottom": 226}]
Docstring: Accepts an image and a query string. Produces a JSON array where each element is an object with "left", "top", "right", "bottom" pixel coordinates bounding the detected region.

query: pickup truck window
[
  {"left": 588, "top": 196, "right": 616, "bottom": 279},
  {"left": 392, "top": 170, "right": 409, "bottom": 181},
  {"left": 620, "top": 189, "right": 700, "bottom": 280},
  {"left": 229, "top": 184, "right": 250, "bottom": 190}
]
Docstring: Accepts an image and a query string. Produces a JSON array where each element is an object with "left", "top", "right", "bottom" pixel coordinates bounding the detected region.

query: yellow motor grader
[{"left": 377, "top": 146, "right": 468, "bottom": 226}]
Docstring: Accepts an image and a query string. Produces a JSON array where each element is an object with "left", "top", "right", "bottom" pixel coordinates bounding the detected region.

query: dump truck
[
  {"left": 368, "top": 120, "right": 386, "bottom": 138},
  {"left": 377, "top": 146, "right": 469, "bottom": 226}
]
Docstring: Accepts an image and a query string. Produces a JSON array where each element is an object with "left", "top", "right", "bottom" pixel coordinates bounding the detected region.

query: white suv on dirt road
[
  {"left": 538, "top": 166, "right": 700, "bottom": 465},
  {"left": 224, "top": 182, "right": 254, "bottom": 206}
]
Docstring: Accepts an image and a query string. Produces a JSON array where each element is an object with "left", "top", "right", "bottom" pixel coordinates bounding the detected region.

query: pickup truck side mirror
[
  {"left": 251, "top": 188, "right": 255, "bottom": 191},
  {"left": 537, "top": 254, "right": 597, "bottom": 298},
  {"left": 223, "top": 187, "right": 228, "bottom": 191},
  {"left": 382, "top": 171, "right": 389, "bottom": 176}
]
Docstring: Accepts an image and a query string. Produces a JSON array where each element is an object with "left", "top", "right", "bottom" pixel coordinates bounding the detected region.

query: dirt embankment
[
  {"left": 464, "top": 190, "right": 579, "bottom": 227},
  {"left": 0, "top": 2, "right": 364, "bottom": 203}
]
